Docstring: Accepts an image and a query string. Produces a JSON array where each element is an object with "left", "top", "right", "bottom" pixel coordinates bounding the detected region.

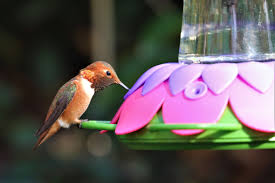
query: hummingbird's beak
[{"left": 119, "top": 81, "right": 129, "bottom": 90}]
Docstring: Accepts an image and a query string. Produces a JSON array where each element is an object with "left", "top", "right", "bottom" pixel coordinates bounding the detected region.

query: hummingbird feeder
[{"left": 81, "top": 0, "right": 275, "bottom": 150}]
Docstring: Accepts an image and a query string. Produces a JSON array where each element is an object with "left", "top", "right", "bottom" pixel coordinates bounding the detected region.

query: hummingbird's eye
[{"left": 106, "top": 70, "right": 111, "bottom": 76}]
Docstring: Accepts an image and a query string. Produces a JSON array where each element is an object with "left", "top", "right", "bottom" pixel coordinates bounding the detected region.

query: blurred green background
[{"left": 1, "top": 0, "right": 275, "bottom": 182}]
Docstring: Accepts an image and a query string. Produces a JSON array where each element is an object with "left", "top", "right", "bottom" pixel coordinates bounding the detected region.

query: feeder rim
[{"left": 80, "top": 120, "right": 243, "bottom": 131}]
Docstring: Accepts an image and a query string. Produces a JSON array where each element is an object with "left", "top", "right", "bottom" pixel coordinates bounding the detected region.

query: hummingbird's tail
[{"left": 33, "top": 122, "right": 61, "bottom": 150}]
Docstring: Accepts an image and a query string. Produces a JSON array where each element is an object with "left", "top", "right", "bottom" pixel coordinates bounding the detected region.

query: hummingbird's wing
[{"left": 35, "top": 80, "right": 77, "bottom": 137}]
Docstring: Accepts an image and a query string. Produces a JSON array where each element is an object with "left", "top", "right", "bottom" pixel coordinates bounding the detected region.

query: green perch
[{"left": 81, "top": 107, "right": 275, "bottom": 150}]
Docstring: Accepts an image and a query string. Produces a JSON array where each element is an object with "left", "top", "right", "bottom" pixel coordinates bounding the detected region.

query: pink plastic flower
[{"left": 108, "top": 62, "right": 274, "bottom": 136}]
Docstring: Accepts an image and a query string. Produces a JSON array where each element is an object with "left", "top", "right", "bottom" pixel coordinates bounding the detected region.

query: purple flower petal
[
  {"left": 229, "top": 77, "right": 275, "bottom": 132},
  {"left": 124, "top": 63, "right": 171, "bottom": 99},
  {"left": 162, "top": 80, "right": 229, "bottom": 136},
  {"left": 169, "top": 64, "right": 205, "bottom": 95},
  {"left": 115, "top": 83, "right": 168, "bottom": 135},
  {"left": 238, "top": 62, "right": 274, "bottom": 93},
  {"left": 142, "top": 64, "right": 181, "bottom": 95},
  {"left": 202, "top": 63, "right": 238, "bottom": 95},
  {"left": 267, "top": 62, "right": 274, "bottom": 67}
]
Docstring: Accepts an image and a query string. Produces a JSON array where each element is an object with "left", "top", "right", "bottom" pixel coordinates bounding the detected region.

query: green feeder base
[{"left": 81, "top": 107, "right": 275, "bottom": 150}]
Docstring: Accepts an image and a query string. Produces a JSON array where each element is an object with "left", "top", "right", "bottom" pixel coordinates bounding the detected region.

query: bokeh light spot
[{"left": 86, "top": 132, "right": 112, "bottom": 157}]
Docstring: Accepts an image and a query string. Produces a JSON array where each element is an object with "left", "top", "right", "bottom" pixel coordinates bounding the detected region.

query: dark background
[{"left": 1, "top": 0, "right": 275, "bottom": 182}]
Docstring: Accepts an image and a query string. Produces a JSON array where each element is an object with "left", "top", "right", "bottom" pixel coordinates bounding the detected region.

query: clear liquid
[
  {"left": 179, "top": 53, "right": 275, "bottom": 64},
  {"left": 178, "top": 0, "right": 275, "bottom": 64}
]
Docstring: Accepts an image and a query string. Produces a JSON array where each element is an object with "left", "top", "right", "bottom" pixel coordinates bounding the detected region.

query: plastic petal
[
  {"left": 238, "top": 62, "right": 274, "bottom": 93},
  {"left": 169, "top": 64, "right": 205, "bottom": 95},
  {"left": 100, "top": 102, "right": 125, "bottom": 134},
  {"left": 229, "top": 77, "right": 275, "bottom": 132},
  {"left": 124, "top": 63, "right": 172, "bottom": 99},
  {"left": 163, "top": 80, "right": 229, "bottom": 136},
  {"left": 142, "top": 64, "right": 181, "bottom": 95},
  {"left": 202, "top": 63, "right": 238, "bottom": 95},
  {"left": 115, "top": 83, "right": 168, "bottom": 135}
]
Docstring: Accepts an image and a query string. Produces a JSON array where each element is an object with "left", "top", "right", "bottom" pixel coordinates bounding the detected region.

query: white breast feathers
[{"left": 81, "top": 78, "right": 95, "bottom": 98}]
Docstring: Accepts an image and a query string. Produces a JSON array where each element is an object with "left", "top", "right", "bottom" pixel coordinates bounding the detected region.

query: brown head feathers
[{"left": 80, "top": 61, "right": 128, "bottom": 91}]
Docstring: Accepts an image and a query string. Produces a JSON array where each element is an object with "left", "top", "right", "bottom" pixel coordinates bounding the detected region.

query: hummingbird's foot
[
  {"left": 78, "top": 119, "right": 89, "bottom": 128},
  {"left": 80, "top": 119, "right": 89, "bottom": 122}
]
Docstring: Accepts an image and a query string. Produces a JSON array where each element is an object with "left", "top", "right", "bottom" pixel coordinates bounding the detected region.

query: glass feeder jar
[{"left": 179, "top": 0, "right": 275, "bottom": 64}]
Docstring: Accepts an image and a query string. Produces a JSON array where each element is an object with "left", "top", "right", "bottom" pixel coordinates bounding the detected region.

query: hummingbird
[{"left": 33, "top": 61, "right": 128, "bottom": 150}]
